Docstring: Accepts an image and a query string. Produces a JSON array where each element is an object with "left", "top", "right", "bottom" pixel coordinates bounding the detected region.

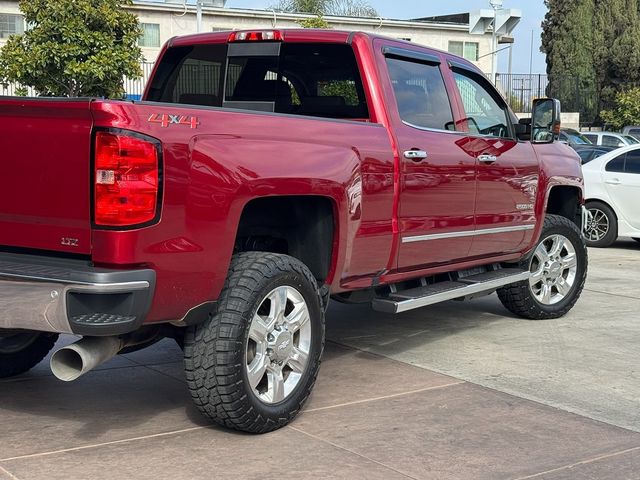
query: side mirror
[{"left": 530, "top": 98, "right": 561, "bottom": 144}]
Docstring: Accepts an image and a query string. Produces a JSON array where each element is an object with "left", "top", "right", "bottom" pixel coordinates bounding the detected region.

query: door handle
[
  {"left": 403, "top": 150, "right": 428, "bottom": 161},
  {"left": 478, "top": 154, "right": 497, "bottom": 163},
  {"left": 605, "top": 178, "right": 621, "bottom": 185}
]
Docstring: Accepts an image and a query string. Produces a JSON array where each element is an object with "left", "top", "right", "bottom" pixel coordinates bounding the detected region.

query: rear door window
[
  {"left": 385, "top": 57, "right": 455, "bottom": 131},
  {"left": 624, "top": 150, "right": 640, "bottom": 174},
  {"left": 606, "top": 153, "right": 626, "bottom": 173}
]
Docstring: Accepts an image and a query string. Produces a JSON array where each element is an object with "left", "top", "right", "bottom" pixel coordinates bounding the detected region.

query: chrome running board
[{"left": 372, "top": 268, "right": 530, "bottom": 314}]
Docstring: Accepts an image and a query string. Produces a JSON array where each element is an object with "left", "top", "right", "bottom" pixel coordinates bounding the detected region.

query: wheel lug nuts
[
  {"left": 267, "top": 348, "right": 273, "bottom": 357},
  {"left": 267, "top": 334, "right": 274, "bottom": 342}
]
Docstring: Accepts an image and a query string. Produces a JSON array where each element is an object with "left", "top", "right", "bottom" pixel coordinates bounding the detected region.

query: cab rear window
[{"left": 146, "top": 42, "right": 369, "bottom": 121}]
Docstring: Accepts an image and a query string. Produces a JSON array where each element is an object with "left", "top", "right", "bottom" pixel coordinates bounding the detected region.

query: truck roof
[
  {"left": 166, "top": 29, "right": 471, "bottom": 68},
  {"left": 169, "top": 28, "right": 353, "bottom": 48}
]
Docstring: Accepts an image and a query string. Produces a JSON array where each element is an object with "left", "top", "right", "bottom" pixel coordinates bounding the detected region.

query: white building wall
[
  {"left": 1, "top": 0, "right": 494, "bottom": 98},
  {"left": 0, "top": 1, "right": 492, "bottom": 72},
  {"left": 131, "top": 3, "right": 493, "bottom": 73}
]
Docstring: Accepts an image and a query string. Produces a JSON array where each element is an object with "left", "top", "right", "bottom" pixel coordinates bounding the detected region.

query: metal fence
[
  {"left": 495, "top": 73, "right": 549, "bottom": 114},
  {"left": 123, "top": 62, "right": 156, "bottom": 100},
  {"left": 495, "top": 73, "right": 601, "bottom": 125}
]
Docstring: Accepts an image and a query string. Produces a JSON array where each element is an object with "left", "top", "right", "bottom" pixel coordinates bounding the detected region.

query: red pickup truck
[{"left": 0, "top": 29, "right": 587, "bottom": 433}]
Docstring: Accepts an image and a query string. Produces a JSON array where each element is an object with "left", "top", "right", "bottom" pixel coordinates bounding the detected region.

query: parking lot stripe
[
  {"left": 584, "top": 288, "right": 640, "bottom": 301},
  {"left": 0, "top": 427, "right": 205, "bottom": 463},
  {"left": 304, "top": 381, "right": 465, "bottom": 413},
  {"left": 289, "top": 426, "right": 419, "bottom": 480},
  {"left": 511, "top": 445, "right": 640, "bottom": 480},
  {"left": 0, "top": 464, "right": 20, "bottom": 480}
]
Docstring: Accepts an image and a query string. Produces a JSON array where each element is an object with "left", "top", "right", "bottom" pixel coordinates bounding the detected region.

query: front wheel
[
  {"left": 498, "top": 214, "right": 587, "bottom": 320},
  {"left": 0, "top": 332, "right": 59, "bottom": 378},
  {"left": 184, "top": 252, "right": 324, "bottom": 433}
]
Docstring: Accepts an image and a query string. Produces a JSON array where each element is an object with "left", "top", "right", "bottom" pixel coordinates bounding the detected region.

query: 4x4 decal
[{"left": 148, "top": 113, "right": 200, "bottom": 129}]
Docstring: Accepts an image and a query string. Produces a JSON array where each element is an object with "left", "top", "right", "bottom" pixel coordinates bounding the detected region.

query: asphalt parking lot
[{"left": 1, "top": 239, "right": 639, "bottom": 480}]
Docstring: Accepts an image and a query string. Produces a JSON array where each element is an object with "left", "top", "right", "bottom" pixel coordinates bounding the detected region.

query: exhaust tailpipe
[{"left": 50, "top": 337, "right": 125, "bottom": 382}]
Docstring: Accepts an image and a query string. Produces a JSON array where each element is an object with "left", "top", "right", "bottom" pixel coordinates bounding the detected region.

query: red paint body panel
[
  {"left": 0, "top": 30, "right": 584, "bottom": 325},
  {"left": 0, "top": 99, "right": 93, "bottom": 255},
  {"left": 89, "top": 101, "right": 394, "bottom": 322}
]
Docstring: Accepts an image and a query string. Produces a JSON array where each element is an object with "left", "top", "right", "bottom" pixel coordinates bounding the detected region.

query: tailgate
[{"left": 0, "top": 98, "right": 93, "bottom": 255}]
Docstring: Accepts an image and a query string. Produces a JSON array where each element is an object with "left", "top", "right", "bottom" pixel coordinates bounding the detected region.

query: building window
[
  {"left": 0, "top": 14, "right": 24, "bottom": 39},
  {"left": 139, "top": 23, "right": 160, "bottom": 48},
  {"left": 448, "top": 41, "right": 479, "bottom": 62}
]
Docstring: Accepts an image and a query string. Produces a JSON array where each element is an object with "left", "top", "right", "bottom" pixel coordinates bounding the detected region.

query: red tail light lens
[{"left": 94, "top": 131, "right": 160, "bottom": 227}]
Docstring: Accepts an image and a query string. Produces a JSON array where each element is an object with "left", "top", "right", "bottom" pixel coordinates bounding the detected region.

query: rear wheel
[
  {"left": 0, "top": 332, "right": 59, "bottom": 378},
  {"left": 498, "top": 214, "right": 587, "bottom": 320},
  {"left": 584, "top": 201, "right": 617, "bottom": 247},
  {"left": 184, "top": 252, "right": 324, "bottom": 433}
]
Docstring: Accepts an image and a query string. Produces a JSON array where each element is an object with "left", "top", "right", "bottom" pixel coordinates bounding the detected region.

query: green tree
[
  {"left": 600, "top": 87, "right": 640, "bottom": 129},
  {"left": 0, "top": 0, "right": 143, "bottom": 98},
  {"left": 541, "top": 0, "right": 597, "bottom": 114},
  {"left": 298, "top": 15, "right": 331, "bottom": 29},
  {"left": 593, "top": 0, "right": 640, "bottom": 107},
  {"left": 273, "top": 0, "right": 377, "bottom": 17}
]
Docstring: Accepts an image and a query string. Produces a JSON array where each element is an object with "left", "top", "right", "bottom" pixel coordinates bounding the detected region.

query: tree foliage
[
  {"left": 600, "top": 87, "right": 640, "bottom": 129},
  {"left": 298, "top": 15, "right": 331, "bottom": 29},
  {"left": 541, "top": 0, "right": 597, "bottom": 110},
  {"left": 0, "top": 0, "right": 143, "bottom": 98},
  {"left": 273, "top": 0, "right": 378, "bottom": 17},
  {"left": 541, "top": 0, "right": 640, "bottom": 122}
]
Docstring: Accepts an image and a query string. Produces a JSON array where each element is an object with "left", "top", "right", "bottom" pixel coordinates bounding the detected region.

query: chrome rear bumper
[{"left": 0, "top": 253, "right": 155, "bottom": 336}]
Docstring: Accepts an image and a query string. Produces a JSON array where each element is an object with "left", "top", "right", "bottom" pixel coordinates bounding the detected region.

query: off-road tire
[
  {"left": 585, "top": 201, "right": 618, "bottom": 247},
  {"left": 184, "top": 252, "right": 325, "bottom": 433},
  {"left": 0, "top": 332, "right": 59, "bottom": 378},
  {"left": 497, "top": 215, "right": 587, "bottom": 320}
]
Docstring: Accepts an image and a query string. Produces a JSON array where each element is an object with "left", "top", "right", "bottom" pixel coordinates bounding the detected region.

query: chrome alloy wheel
[
  {"left": 0, "top": 332, "right": 40, "bottom": 355},
  {"left": 245, "top": 285, "right": 312, "bottom": 404},
  {"left": 584, "top": 208, "right": 609, "bottom": 242},
  {"left": 529, "top": 234, "right": 578, "bottom": 305}
]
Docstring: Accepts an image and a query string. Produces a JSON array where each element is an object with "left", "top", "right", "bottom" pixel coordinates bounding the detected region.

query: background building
[{"left": 0, "top": 0, "right": 493, "bottom": 97}]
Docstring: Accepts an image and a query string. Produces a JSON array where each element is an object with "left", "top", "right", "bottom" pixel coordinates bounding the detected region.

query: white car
[
  {"left": 580, "top": 131, "right": 640, "bottom": 148},
  {"left": 583, "top": 144, "right": 640, "bottom": 247}
]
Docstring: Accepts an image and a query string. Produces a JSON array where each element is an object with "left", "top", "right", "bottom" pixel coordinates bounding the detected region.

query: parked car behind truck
[
  {"left": 583, "top": 144, "right": 640, "bottom": 246},
  {"left": 0, "top": 29, "right": 588, "bottom": 433},
  {"left": 580, "top": 131, "right": 639, "bottom": 148}
]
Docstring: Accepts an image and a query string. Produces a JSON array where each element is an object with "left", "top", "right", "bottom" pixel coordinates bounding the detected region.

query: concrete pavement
[{"left": 0, "top": 239, "right": 639, "bottom": 479}]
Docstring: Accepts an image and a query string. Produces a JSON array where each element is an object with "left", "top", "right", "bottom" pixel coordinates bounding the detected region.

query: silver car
[{"left": 581, "top": 131, "right": 640, "bottom": 147}]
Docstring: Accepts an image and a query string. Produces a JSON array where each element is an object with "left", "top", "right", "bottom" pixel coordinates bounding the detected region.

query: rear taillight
[{"left": 94, "top": 131, "right": 160, "bottom": 227}]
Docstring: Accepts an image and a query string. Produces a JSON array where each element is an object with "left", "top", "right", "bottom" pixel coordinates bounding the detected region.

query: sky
[{"left": 224, "top": 0, "right": 548, "bottom": 74}]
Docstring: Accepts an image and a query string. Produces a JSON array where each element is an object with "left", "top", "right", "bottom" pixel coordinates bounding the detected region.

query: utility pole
[
  {"left": 197, "top": 1, "right": 203, "bottom": 33},
  {"left": 489, "top": 0, "right": 503, "bottom": 85}
]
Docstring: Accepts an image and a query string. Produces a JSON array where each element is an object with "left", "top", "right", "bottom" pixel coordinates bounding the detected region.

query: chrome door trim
[{"left": 402, "top": 224, "right": 535, "bottom": 244}]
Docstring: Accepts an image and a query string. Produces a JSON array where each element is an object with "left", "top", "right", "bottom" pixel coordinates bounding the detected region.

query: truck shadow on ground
[
  {"left": 0, "top": 294, "right": 524, "bottom": 451},
  {"left": 325, "top": 294, "right": 539, "bottom": 359}
]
